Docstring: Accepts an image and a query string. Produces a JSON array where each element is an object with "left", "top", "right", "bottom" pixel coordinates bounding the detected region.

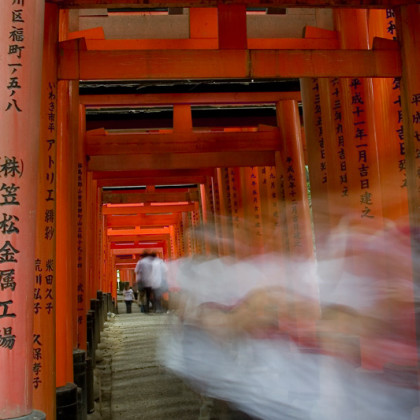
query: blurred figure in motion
[
  {"left": 158, "top": 221, "right": 419, "bottom": 420},
  {"left": 150, "top": 253, "right": 169, "bottom": 313},
  {"left": 135, "top": 251, "right": 154, "bottom": 313},
  {"left": 122, "top": 284, "right": 135, "bottom": 314}
]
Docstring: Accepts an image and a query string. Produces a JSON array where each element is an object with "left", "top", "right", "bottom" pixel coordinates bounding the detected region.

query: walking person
[
  {"left": 135, "top": 251, "right": 154, "bottom": 313},
  {"left": 150, "top": 254, "right": 169, "bottom": 313},
  {"left": 123, "top": 284, "right": 135, "bottom": 313}
]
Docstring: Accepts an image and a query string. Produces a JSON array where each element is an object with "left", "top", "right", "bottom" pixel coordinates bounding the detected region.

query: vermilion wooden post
[
  {"left": 181, "top": 212, "right": 192, "bottom": 256},
  {"left": 33, "top": 4, "right": 59, "bottom": 418},
  {"left": 177, "top": 219, "right": 185, "bottom": 257},
  {"left": 100, "top": 207, "right": 106, "bottom": 292},
  {"left": 368, "top": 10, "right": 417, "bottom": 367},
  {"left": 276, "top": 100, "right": 318, "bottom": 345},
  {"left": 276, "top": 101, "right": 314, "bottom": 260},
  {"left": 211, "top": 170, "right": 224, "bottom": 256},
  {"left": 111, "top": 250, "right": 117, "bottom": 305},
  {"left": 300, "top": 78, "right": 332, "bottom": 252},
  {"left": 56, "top": 80, "right": 76, "bottom": 388},
  {"left": 216, "top": 168, "right": 234, "bottom": 255},
  {"left": 335, "top": 9, "right": 387, "bottom": 369},
  {"left": 397, "top": 5, "right": 420, "bottom": 237},
  {"left": 334, "top": 9, "right": 384, "bottom": 225},
  {"left": 0, "top": 0, "right": 46, "bottom": 418},
  {"left": 169, "top": 225, "right": 177, "bottom": 259},
  {"left": 368, "top": 10, "right": 408, "bottom": 221},
  {"left": 76, "top": 104, "right": 87, "bottom": 350},
  {"left": 173, "top": 104, "right": 192, "bottom": 133},
  {"left": 107, "top": 239, "right": 114, "bottom": 295},
  {"left": 228, "top": 167, "right": 245, "bottom": 257},
  {"left": 198, "top": 183, "right": 211, "bottom": 255},
  {"left": 85, "top": 174, "right": 96, "bottom": 301},
  {"left": 189, "top": 7, "right": 218, "bottom": 41},
  {"left": 257, "top": 167, "right": 270, "bottom": 253},
  {"left": 396, "top": 5, "right": 420, "bottom": 368},
  {"left": 203, "top": 175, "right": 219, "bottom": 255},
  {"left": 257, "top": 166, "right": 285, "bottom": 254},
  {"left": 96, "top": 187, "right": 103, "bottom": 294},
  {"left": 217, "top": 4, "right": 247, "bottom": 50},
  {"left": 240, "top": 167, "right": 264, "bottom": 256}
]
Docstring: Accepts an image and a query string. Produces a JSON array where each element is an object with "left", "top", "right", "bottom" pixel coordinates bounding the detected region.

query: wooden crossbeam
[
  {"left": 59, "top": 47, "right": 401, "bottom": 80},
  {"left": 94, "top": 168, "right": 213, "bottom": 180},
  {"left": 115, "top": 257, "right": 142, "bottom": 264},
  {"left": 112, "top": 247, "right": 158, "bottom": 254},
  {"left": 102, "top": 189, "right": 199, "bottom": 204},
  {"left": 97, "top": 175, "right": 207, "bottom": 187},
  {"left": 108, "top": 234, "right": 170, "bottom": 242},
  {"left": 93, "top": 168, "right": 213, "bottom": 181},
  {"left": 89, "top": 151, "right": 276, "bottom": 171},
  {"left": 48, "top": 0, "right": 418, "bottom": 9},
  {"left": 86, "top": 129, "right": 281, "bottom": 155},
  {"left": 115, "top": 263, "right": 137, "bottom": 268},
  {"left": 102, "top": 203, "right": 197, "bottom": 214},
  {"left": 82, "top": 37, "right": 339, "bottom": 51},
  {"left": 106, "top": 214, "right": 181, "bottom": 228},
  {"left": 80, "top": 91, "right": 301, "bottom": 107},
  {"left": 111, "top": 242, "right": 165, "bottom": 249},
  {"left": 108, "top": 227, "right": 170, "bottom": 235}
]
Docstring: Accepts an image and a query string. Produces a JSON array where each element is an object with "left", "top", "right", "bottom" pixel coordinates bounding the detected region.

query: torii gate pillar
[{"left": 0, "top": 0, "right": 46, "bottom": 418}]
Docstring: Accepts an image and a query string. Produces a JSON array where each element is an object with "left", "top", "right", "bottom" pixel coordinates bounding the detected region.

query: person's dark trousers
[
  {"left": 125, "top": 300, "right": 132, "bottom": 313},
  {"left": 144, "top": 287, "right": 152, "bottom": 313},
  {"left": 154, "top": 288, "right": 163, "bottom": 313}
]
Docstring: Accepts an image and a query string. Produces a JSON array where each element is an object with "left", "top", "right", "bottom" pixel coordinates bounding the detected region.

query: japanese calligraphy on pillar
[
  {"left": 0, "top": 154, "right": 21, "bottom": 350},
  {"left": 312, "top": 79, "right": 328, "bottom": 186},
  {"left": 286, "top": 157, "right": 302, "bottom": 248},
  {"left": 33, "top": 80, "right": 57, "bottom": 390},
  {"left": 411, "top": 92, "right": 420, "bottom": 186},
  {"left": 349, "top": 78, "right": 374, "bottom": 219},
  {"left": 385, "top": 9, "right": 397, "bottom": 41},
  {"left": 330, "top": 78, "right": 349, "bottom": 197},
  {"left": 248, "top": 167, "right": 262, "bottom": 237},
  {"left": 191, "top": 209, "right": 202, "bottom": 254},
  {"left": 177, "top": 223, "right": 184, "bottom": 257},
  {"left": 5, "top": 0, "right": 25, "bottom": 113},
  {"left": 207, "top": 178, "right": 215, "bottom": 217},
  {"left": 390, "top": 78, "right": 407, "bottom": 188},
  {"left": 383, "top": 10, "right": 406, "bottom": 188},
  {"left": 223, "top": 168, "right": 231, "bottom": 217},
  {"left": 259, "top": 166, "right": 269, "bottom": 226},
  {"left": 268, "top": 167, "right": 280, "bottom": 229},
  {"left": 169, "top": 226, "right": 176, "bottom": 258},
  {"left": 77, "top": 162, "right": 85, "bottom": 343},
  {"left": 77, "top": 164, "right": 83, "bottom": 269},
  {"left": 229, "top": 169, "right": 240, "bottom": 230}
]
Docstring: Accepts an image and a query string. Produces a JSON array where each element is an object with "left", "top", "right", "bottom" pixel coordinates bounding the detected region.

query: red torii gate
[{"left": 1, "top": 2, "right": 420, "bottom": 419}]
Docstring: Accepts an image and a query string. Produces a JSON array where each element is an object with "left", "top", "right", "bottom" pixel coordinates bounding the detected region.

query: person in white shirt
[{"left": 122, "top": 284, "right": 135, "bottom": 313}]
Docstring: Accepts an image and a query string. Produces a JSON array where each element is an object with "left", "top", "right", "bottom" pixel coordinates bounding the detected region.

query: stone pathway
[{"left": 95, "top": 302, "right": 207, "bottom": 420}]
